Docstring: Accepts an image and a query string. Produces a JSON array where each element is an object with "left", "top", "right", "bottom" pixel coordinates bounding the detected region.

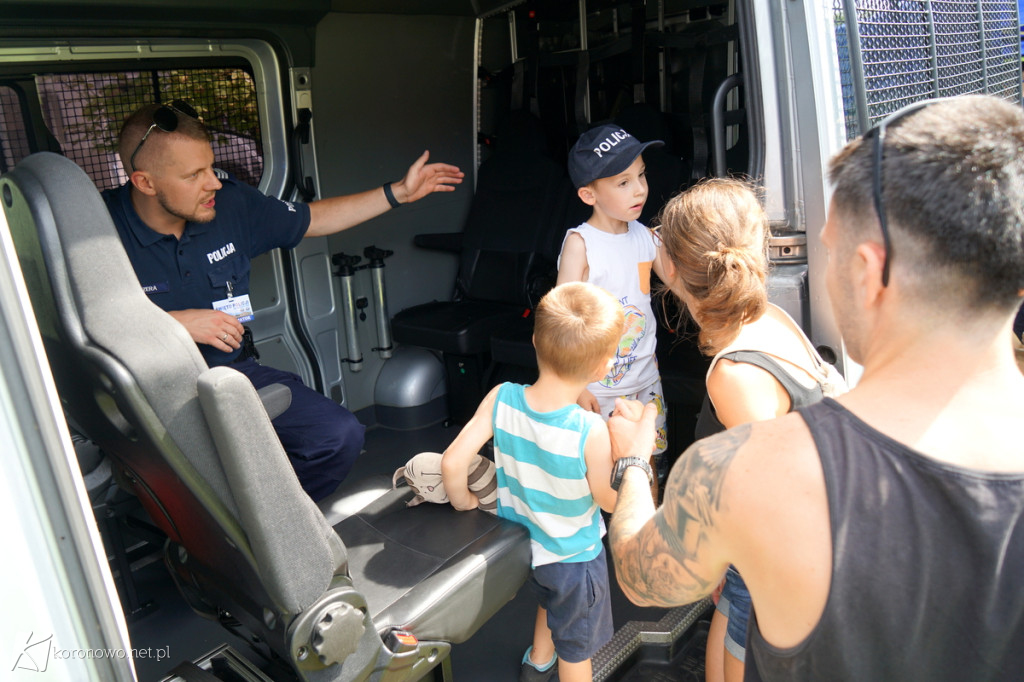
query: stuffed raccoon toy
[{"left": 392, "top": 451, "right": 498, "bottom": 514}]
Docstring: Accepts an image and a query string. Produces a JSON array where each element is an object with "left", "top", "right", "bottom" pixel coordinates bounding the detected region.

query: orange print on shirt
[{"left": 638, "top": 261, "right": 653, "bottom": 295}]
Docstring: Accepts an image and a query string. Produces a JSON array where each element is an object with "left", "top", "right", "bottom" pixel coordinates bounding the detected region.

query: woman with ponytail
[{"left": 656, "top": 178, "right": 845, "bottom": 682}]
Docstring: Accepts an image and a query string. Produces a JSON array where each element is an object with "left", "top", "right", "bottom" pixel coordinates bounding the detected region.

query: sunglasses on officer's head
[
  {"left": 128, "top": 99, "right": 199, "bottom": 173},
  {"left": 860, "top": 97, "right": 948, "bottom": 287}
]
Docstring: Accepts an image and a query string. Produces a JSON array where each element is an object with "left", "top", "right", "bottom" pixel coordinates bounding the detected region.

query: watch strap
[{"left": 611, "top": 456, "right": 653, "bottom": 491}]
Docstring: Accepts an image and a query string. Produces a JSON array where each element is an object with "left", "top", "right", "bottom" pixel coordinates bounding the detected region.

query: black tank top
[{"left": 746, "top": 399, "right": 1024, "bottom": 682}]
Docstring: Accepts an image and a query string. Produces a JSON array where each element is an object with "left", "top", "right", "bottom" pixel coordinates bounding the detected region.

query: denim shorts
[
  {"left": 714, "top": 565, "right": 751, "bottom": 662},
  {"left": 527, "top": 546, "right": 614, "bottom": 663}
]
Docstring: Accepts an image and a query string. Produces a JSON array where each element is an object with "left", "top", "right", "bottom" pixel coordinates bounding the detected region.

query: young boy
[
  {"left": 442, "top": 282, "right": 649, "bottom": 682},
  {"left": 557, "top": 124, "right": 669, "bottom": 489}
]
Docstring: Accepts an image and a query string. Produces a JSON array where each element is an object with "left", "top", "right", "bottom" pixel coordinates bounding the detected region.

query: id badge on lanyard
[{"left": 212, "top": 280, "right": 254, "bottom": 323}]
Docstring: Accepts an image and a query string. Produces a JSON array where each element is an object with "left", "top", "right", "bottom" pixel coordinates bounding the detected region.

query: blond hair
[
  {"left": 657, "top": 177, "right": 769, "bottom": 354},
  {"left": 117, "top": 103, "right": 210, "bottom": 173},
  {"left": 533, "top": 282, "right": 624, "bottom": 381}
]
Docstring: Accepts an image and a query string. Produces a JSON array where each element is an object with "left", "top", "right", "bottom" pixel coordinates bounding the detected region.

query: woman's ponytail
[{"left": 656, "top": 178, "right": 770, "bottom": 354}]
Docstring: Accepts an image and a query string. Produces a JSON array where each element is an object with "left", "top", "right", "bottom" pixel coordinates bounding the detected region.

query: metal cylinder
[
  {"left": 338, "top": 269, "right": 362, "bottom": 372},
  {"left": 369, "top": 262, "right": 393, "bottom": 360}
]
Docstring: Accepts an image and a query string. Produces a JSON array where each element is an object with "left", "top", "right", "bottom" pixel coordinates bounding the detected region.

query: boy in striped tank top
[{"left": 442, "top": 282, "right": 627, "bottom": 682}]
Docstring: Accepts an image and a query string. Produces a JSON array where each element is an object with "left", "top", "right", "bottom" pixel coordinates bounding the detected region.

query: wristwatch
[{"left": 610, "top": 456, "right": 654, "bottom": 491}]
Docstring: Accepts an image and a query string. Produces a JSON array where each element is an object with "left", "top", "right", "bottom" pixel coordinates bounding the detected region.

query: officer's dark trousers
[{"left": 232, "top": 358, "right": 364, "bottom": 501}]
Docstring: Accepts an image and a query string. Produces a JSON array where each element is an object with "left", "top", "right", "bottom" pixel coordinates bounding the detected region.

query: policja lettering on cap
[
  {"left": 568, "top": 123, "right": 665, "bottom": 188},
  {"left": 592, "top": 129, "right": 631, "bottom": 158}
]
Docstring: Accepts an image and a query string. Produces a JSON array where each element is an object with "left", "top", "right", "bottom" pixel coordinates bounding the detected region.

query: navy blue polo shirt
[{"left": 103, "top": 173, "right": 310, "bottom": 366}]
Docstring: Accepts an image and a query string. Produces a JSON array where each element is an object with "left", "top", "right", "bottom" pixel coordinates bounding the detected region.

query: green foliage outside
[{"left": 70, "top": 67, "right": 261, "bottom": 154}]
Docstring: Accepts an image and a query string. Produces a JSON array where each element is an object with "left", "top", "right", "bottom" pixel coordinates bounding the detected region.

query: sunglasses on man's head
[
  {"left": 128, "top": 99, "right": 199, "bottom": 173},
  {"left": 860, "top": 97, "right": 951, "bottom": 287}
]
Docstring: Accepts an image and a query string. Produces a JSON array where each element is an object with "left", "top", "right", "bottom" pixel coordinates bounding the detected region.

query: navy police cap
[{"left": 568, "top": 124, "right": 664, "bottom": 187}]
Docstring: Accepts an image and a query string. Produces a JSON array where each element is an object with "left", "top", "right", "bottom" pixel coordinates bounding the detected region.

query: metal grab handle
[{"left": 711, "top": 72, "right": 744, "bottom": 177}]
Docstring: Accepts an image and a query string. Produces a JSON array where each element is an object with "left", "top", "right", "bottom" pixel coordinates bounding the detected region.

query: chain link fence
[{"left": 834, "top": 0, "right": 1022, "bottom": 140}]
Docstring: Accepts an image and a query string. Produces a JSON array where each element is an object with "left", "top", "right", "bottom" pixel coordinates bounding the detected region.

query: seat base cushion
[
  {"left": 333, "top": 486, "right": 531, "bottom": 644},
  {"left": 489, "top": 316, "right": 538, "bottom": 369},
  {"left": 392, "top": 300, "right": 527, "bottom": 356}
]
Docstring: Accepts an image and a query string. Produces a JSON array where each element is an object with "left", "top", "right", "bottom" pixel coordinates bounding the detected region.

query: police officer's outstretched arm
[{"left": 304, "top": 151, "right": 464, "bottom": 238}]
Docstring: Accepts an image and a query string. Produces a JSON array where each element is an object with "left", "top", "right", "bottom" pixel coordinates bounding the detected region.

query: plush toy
[{"left": 392, "top": 451, "right": 498, "bottom": 514}]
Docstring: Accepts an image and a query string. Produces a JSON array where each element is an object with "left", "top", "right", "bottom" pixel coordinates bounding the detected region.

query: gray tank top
[
  {"left": 694, "top": 350, "right": 824, "bottom": 440},
  {"left": 745, "top": 399, "right": 1024, "bottom": 682}
]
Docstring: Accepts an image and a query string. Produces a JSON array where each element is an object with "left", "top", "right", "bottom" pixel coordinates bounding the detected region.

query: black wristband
[{"left": 383, "top": 182, "right": 401, "bottom": 209}]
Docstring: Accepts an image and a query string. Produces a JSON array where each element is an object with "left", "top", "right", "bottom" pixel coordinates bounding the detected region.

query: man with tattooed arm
[{"left": 607, "top": 95, "right": 1024, "bottom": 681}]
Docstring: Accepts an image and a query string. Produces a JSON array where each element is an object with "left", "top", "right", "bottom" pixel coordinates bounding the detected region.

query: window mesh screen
[
  {"left": 4, "top": 66, "right": 262, "bottom": 191},
  {"left": 0, "top": 85, "right": 31, "bottom": 173},
  {"left": 833, "top": 1, "right": 1022, "bottom": 140}
]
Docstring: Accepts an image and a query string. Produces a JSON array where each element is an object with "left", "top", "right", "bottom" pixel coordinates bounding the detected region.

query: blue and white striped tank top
[{"left": 492, "top": 382, "right": 606, "bottom": 567}]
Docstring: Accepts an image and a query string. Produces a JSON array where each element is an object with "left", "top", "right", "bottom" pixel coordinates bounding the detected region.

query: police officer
[{"left": 103, "top": 102, "right": 464, "bottom": 501}]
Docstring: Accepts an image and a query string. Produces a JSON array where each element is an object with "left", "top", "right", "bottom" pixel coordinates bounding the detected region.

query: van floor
[{"left": 122, "top": 421, "right": 709, "bottom": 681}]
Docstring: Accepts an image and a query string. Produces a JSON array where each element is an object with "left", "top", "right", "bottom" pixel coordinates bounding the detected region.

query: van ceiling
[
  {"left": 330, "top": 0, "right": 521, "bottom": 16},
  {"left": 0, "top": 0, "right": 523, "bottom": 23},
  {"left": 0, "top": 0, "right": 331, "bottom": 26}
]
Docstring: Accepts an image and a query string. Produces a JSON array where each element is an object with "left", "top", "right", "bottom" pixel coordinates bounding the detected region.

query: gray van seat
[
  {"left": 2, "top": 151, "right": 530, "bottom": 681},
  {"left": 391, "top": 114, "right": 569, "bottom": 354},
  {"left": 318, "top": 473, "right": 396, "bottom": 525},
  {"left": 391, "top": 112, "right": 576, "bottom": 423}
]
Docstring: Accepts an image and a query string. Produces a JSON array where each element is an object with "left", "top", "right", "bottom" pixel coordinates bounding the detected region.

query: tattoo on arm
[{"left": 611, "top": 424, "right": 750, "bottom": 606}]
